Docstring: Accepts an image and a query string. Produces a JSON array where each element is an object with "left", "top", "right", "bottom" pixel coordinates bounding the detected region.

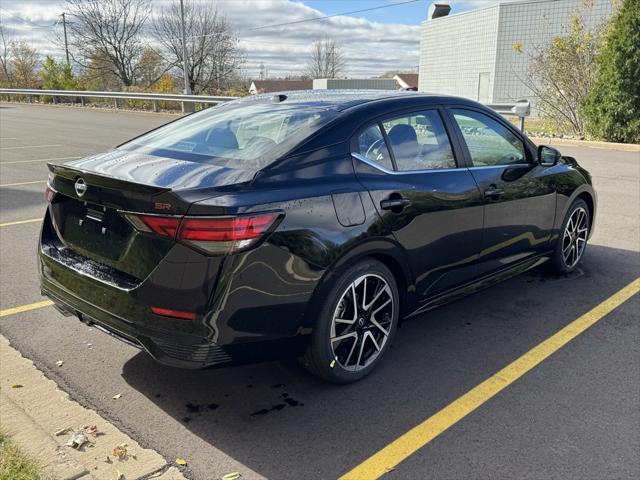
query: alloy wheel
[
  {"left": 330, "top": 274, "right": 394, "bottom": 372},
  {"left": 562, "top": 206, "right": 588, "bottom": 269}
]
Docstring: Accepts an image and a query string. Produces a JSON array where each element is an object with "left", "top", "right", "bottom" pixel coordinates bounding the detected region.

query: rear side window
[
  {"left": 119, "top": 103, "right": 338, "bottom": 170},
  {"left": 356, "top": 124, "right": 394, "bottom": 171},
  {"left": 451, "top": 109, "right": 526, "bottom": 166},
  {"left": 381, "top": 110, "right": 456, "bottom": 171}
]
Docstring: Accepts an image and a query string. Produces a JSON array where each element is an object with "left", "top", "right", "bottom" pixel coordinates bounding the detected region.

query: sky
[{"left": 0, "top": 0, "right": 500, "bottom": 78}]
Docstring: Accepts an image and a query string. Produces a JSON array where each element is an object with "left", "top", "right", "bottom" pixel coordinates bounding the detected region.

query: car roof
[{"left": 232, "top": 89, "right": 454, "bottom": 112}]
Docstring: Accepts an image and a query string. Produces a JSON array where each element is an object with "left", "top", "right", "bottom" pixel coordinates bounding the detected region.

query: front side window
[
  {"left": 451, "top": 109, "right": 526, "bottom": 167},
  {"left": 119, "top": 103, "right": 338, "bottom": 170},
  {"left": 356, "top": 124, "right": 394, "bottom": 171},
  {"left": 381, "top": 110, "right": 456, "bottom": 171}
]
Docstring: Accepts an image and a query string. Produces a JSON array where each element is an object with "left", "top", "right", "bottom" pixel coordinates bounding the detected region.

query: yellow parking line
[
  {"left": 0, "top": 300, "right": 53, "bottom": 318},
  {"left": 0, "top": 180, "right": 46, "bottom": 187},
  {"left": 339, "top": 277, "right": 640, "bottom": 480},
  {"left": 0, "top": 218, "right": 42, "bottom": 227}
]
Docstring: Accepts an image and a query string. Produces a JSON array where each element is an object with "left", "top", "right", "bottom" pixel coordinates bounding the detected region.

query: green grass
[{"left": 0, "top": 430, "right": 44, "bottom": 480}]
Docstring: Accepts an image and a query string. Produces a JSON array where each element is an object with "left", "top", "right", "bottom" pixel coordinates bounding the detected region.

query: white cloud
[{"left": 0, "top": 0, "right": 425, "bottom": 78}]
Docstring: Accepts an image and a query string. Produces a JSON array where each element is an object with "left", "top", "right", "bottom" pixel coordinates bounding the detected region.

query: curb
[
  {"left": 0, "top": 335, "right": 187, "bottom": 480},
  {"left": 529, "top": 136, "right": 640, "bottom": 153}
]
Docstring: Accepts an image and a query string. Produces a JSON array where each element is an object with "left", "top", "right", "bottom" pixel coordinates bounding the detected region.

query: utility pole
[
  {"left": 179, "top": 0, "right": 191, "bottom": 95},
  {"left": 61, "top": 12, "right": 70, "bottom": 66}
]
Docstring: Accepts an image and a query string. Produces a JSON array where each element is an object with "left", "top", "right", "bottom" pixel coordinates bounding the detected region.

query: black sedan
[{"left": 39, "top": 91, "right": 596, "bottom": 383}]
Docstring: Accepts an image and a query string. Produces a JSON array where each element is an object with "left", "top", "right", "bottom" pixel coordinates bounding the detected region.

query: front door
[
  {"left": 448, "top": 108, "right": 556, "bottom": 276},
  {"left": 352, "top": 108, "right": 484, "bottom": 299}
]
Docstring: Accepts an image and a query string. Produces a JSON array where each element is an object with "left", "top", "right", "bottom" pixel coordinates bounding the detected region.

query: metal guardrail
[
  {"left": 486, "top": 100, "right": 531, "bottom": 131},
  {"left": 0, "top": 88, "right": 530, "bottom": 130},
  {"left": 0, "top": 88, "right": 235, "bottom": 113}
]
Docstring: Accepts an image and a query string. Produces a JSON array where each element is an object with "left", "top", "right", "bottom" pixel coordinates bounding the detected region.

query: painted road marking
[
  {"left": 0, "top": 218, "right": 42, "bottom": 227},
  {"left": 0, "top": 180, "right": 46, "bottom": 187},
  {"left": 339, "top": 277, "right": 640, "bottom": 480},
  {"left": 0, "top": 300, "right": 53, "bottom": 318},
  {"left": 0, "top": 155, "right": 82, "bottom": 165},
  {"left": 0, "top": 137, "right": 18, "bottom": 140},
  {"left": 0, "top": 144, "right": 61, "bottom": 150}
]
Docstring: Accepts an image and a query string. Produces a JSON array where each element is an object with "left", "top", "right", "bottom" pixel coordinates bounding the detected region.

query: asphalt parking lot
[{"left": 1, "top": 102, "right": 638, "bottom": 480}]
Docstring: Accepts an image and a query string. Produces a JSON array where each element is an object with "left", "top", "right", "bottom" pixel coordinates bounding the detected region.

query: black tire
[
  {"left": 548, "top": 199, "right": 590, "bottom": 274},
  {"left": 302, "top": 258, "right": 399, "bottom": 384}
]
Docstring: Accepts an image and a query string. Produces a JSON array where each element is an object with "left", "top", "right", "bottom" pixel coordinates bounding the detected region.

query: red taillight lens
[
  {"left": 179, "top": 213, "right": 279, "bottom": 242},
  {"left": 45, "top": 184, "right": 56, "bottom": 203},
  {"left": 123, "top": 214, "right": 181, "bottom": 237},
  {"left": 178, "top": 212, "right": 280, "bottom": 254},
  {"left": 150, "top": 306, "right": 196, "bottom": 321},
  {"left": 122, "top": 211, "right": 281, "bottom": 255}
]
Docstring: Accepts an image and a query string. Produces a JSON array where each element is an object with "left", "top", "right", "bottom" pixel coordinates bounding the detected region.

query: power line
[
  {"left": 248, "top": 0, "right": 422, "bottom": 31},
  {"left": 172, "top": 0, "right": 422, "bottom": 42}
]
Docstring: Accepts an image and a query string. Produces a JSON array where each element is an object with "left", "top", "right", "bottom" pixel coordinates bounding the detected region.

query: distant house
[
  {"left": 393, "top": 73, "right": 419, "bottom": 91},
  {"left": 249, "top": 80, "right": 313, "bottom": 94}
]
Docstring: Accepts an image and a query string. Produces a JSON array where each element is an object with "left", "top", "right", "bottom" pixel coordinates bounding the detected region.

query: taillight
[
  {"left": 179, "top": 213, "right": 280, "bottom": 254},
  {"left": 122, "top": 212, "right": 281, "bottom": 255},
  {"left": 122, "top": 214, "right": 181, "bottom": 237},
  {"left": 150, "top": 306, "right": 196, "bottom": 321},
  {"left": 45, "top": 184, "right": 56, "bottom": 203}
]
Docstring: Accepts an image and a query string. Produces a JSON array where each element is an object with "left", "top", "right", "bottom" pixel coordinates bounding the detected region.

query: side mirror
[{"left": 538, "top": 145, "right": 561, "bottom": 166}]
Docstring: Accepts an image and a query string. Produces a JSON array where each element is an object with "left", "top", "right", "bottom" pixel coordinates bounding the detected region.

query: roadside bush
[{"left": 582, "top": 0, "right": 640, "bottom": 143}]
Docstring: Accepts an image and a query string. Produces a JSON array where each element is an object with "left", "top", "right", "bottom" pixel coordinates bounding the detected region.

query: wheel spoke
[
  {"left": 370, "top": 315, "right": 389, "bottom": 336},
  {"left": 366, "top": 331, "right": 381, "bottom": 352},
  {"left": 331, "top": 331, "right": 357, "bottom": 344},
  {"left": 344, "top": 333, "right": 358, "bottom": 366}
]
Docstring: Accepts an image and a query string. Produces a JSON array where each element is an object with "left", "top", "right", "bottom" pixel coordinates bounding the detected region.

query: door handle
[
  {"left": 380, "top": 197, "right": 411, "bottom": 211},
  {"left": 484, "top": 186, "right": 504, "bottom": 200}
]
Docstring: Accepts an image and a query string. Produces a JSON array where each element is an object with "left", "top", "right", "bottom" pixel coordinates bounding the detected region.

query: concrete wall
[
  {"left": 418, "top": 5, "right": 500, "bottom": 101},
  {"left": 493, "top": 0, "right": 615, "bottom": 105},
  {"left": 418, "top": 0, "right": 615, "bottom": 113}
]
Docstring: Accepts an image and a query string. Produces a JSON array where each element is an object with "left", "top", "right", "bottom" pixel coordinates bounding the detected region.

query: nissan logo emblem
[{"left": 75, "top": 178, "right": 87, "bottom": 197}]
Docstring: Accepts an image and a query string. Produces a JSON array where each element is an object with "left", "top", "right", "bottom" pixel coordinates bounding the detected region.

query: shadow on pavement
[{"left": 121, "top": 244, "right": 639, "bottom": 480}]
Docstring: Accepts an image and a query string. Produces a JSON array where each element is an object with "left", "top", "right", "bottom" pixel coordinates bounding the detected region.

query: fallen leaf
[
  {"left": 176, "top": 458, "right": 187, "bottom": 466},
  {"left": 384, "top": 466, "right": 396, "bottom": 473},
  {"left": 116, "top": 471, "right": 124, "bottom": 480},
  {"left": 222, "top": 473, "right": 241, "bottom": 480},
  {"left": 11, "top": 384, "right": 23, "bottom": 388},
  {"left": 112, "top": 444, "right": 128, "bottom": 459},
  {"left": 55, "top": 360, "right": 64, "bottom": 367},
  {"left": 112, "top": 393, "right": 122, "bottom": 400},
  {"left": 329, "top": 359, "right": 336, "bottom": 368}
]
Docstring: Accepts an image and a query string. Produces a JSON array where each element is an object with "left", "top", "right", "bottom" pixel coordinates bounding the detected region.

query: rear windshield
[{"left": 118, "top": 102, "right": 337, "bottom": 170}]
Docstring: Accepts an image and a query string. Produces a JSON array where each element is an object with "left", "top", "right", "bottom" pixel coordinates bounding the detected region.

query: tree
[
  {"left": 0, "top": 21, "right": 10, "bottom": 85},
  {"left": 63, "top": 0, "right": 151, "bottom": 87},
  {"left": 136, "top": 48, "right": 168, "bottom": 88},
  {"left": 153, "top": 0, "right": 243, "bottom": 94},
  {"left": 9, "top": 41, "right": 39, "bottom": 88},
  {"left": 305, "top": 39, "right": 346, "bottom": 79},
  {"left": 582, "top": 0, "right": 640, "bottom": 143},
  {"left": 515, "top": 11, "right": 606, "bottom": 136},
  {"left": 40, "top": 56, "right": 81, "bottom": 90}
]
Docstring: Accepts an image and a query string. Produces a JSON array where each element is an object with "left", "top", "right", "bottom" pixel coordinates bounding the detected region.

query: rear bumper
[{"left": 38, "top": 209, "right": 318, "bottom": 368}]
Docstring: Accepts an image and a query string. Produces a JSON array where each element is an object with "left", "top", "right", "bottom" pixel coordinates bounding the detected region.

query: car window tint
[
  {"left": 119, "top": 103, "right": 337, "bottom": 171},
  {"left": 356, "top": 124, "right": 394, "bottom": 171},
  {"left": 381, "top": 110, "right": 456, "bottom": 171},
  {"left": 451, "top": 109, "right": 526, "bottom": 166}
]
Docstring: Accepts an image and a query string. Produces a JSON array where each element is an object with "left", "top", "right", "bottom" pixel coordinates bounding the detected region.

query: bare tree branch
[
  {"left": 63, "top": 0, "right": 151, "bottom": 87},
  {"left": 305, "top": 39, "right": 346, "bottom": 79},
  {"left": 153, "top": 0, "right": 243, "bottom": 94}
]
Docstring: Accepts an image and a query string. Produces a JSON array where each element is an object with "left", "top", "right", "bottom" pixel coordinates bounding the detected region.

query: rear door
[
  {"left": 447, "top": 108, "right": 556, "bottom": 276},
  {"left": 352, "top": 108, "right": 484, "bottom": 299}
]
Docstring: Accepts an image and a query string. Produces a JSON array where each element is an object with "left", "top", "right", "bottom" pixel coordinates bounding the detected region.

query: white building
[{"left": 418, "top": 0, "right": 615, "bottom": 112}]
